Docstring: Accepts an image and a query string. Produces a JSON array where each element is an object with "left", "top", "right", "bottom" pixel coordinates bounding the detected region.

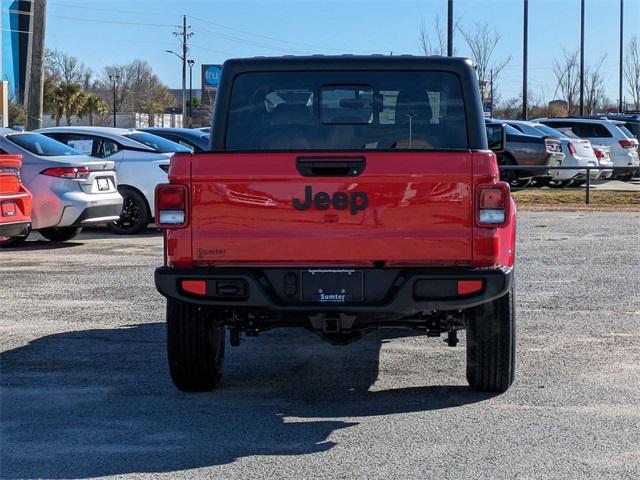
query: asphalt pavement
[{"left": 1, "top": 212, "right": 639, "bottom": 480}]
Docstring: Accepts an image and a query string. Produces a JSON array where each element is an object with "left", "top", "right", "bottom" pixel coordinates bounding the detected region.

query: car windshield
[
  {"left": 535, "top": 124, "right": 572, "bottom": 138},
  {"left": 6, "top": 133, "right": 81, "bottom": 156},
  {"left": 225, "top": 71, "right": 468, "bottom": 150},
  {"left": 124, "top": 132, "right": 191, "bottom": 153}
]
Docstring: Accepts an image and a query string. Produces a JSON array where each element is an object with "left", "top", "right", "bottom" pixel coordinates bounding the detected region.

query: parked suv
[
  {"left": 154, "top": 56, "right": 517, "bottom": 393},
  {"left": 534, "top": 118, "right": 639, "bottom": 180}
]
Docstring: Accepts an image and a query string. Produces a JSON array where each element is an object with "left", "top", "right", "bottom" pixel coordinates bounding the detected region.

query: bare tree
[
  {"left": 625, "top": 36, "right": 640, "bottom": 110},
  {"left": 553, "top": 49, "right": 580, "bottom": 115},
  {"left": 45, "top": 49, "right": 92, "bottom": 85},
  {"left": 584, "top": 56, "right": 607, "bottom": 115},
  {"left": 96, "top": 60, "right": 174, "bottom": 124},
  {"left": 420, "top": 16, "right": 447, "bottom": 56},
  {"left": 459, "top": 22, "right": 512, "bottom": 101}
]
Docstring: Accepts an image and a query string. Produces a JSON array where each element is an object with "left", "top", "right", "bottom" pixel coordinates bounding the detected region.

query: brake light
[
  {"left": 545, "top": 140, "right": 562, "bottom": 153},
  {"left": 40, "top": 166, "right": 90, "bottom": 179},
  {"left": 619, "top": 139, "right": 638, "bottom": 149},
  {"left": 594, "top": 148, "right": 604, "bottom": 159},
  {"left": 477, "top": 183, "right": 510, "bottom": 226},
  {"left": 568, "top": 142, "right": 577, "bottom": 155},
  {"left": 155, "top": 184, "right": 188, "bottom": 227}
]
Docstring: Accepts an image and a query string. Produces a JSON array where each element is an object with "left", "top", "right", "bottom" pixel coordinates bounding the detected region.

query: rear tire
[
  {"left": 39, "top": 226, "right": 82, "bottom": 242},
  {"left": 167, "top": 300, "right": 226, "bottom": 392},
  {"left": 107, "top": 187, "right": 150, "bottom": 235},
  {"left": 466, "top": 286, "right": 516, "bottom": 393}
]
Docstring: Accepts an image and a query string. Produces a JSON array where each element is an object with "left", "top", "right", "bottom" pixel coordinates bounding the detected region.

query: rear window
[
  {"left": 124, "top": 132, "right": 191, "bottom": 153},
  {"left": 545, "top": 121, "right": 611, "bottom": 138},
  {"left": 617, "top": 125, "right": 635, "bottom": 138},
  {"left": 535, "top": 124, "right": 572, "bottom": 138},
  {"left": 6, "top": 133, "right": 81, "bottom": 156},
  {"left": 225, "top": 71, "right": 468, "bottom": 150}
]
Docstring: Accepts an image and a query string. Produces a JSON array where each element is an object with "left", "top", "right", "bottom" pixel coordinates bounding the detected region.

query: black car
[
  {"left": 138, "top": 128, "right": 210, "bottom": 152},
  {"left": 485, "top": 119, "right": 564, "bottom": 188}
]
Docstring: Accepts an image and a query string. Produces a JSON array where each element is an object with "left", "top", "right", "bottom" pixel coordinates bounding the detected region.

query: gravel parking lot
[{"left": 1, "top": 212, "right": 640, "bottom": 480}]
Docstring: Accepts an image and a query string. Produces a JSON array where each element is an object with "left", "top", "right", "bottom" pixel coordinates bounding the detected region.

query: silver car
[{"left": 0, "top": 129, "right": 123, "bottom": 242}]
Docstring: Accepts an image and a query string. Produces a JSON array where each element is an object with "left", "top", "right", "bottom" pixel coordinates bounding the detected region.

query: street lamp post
[
  {"left": 188, "top": 59, "right": 195, "bottom": 127},
  {"left": 108, "top": 74, "right": 119, "bottom": 127},
  {"left": 166, "top": 49, "right": 189, "bottom": 127}
]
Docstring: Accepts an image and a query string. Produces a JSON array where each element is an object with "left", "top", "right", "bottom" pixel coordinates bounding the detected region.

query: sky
[{"left": 42, "top": 0, "right": 640, "bottom": 105}]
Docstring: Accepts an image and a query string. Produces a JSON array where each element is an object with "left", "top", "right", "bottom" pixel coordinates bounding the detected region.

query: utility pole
[
  {"left": 188, "top": 59, "right": 195, "bottom": 127},
  {"left": 173, "top": 15, "right": 192, "bottom": 128},
  {"left": 447, "top": 0, "right": 453, "bottom": 56},
  {"left": 109, "top": 74, "right": 119, "bottom": 127},
  {"left": 523, "top": 0, "right": 528, "bottom": 120},
  {"left": 579, "top": 0, "right": 585, "bottom": 115},
  {"left": 490, "top": 69, "right": 494, "bottom": 118},
  {"left": 26, "top": 0, "right": 46, "bottom": 131},
  {"left": 619, "top": 0, "right": 624, "bottom": 113}
]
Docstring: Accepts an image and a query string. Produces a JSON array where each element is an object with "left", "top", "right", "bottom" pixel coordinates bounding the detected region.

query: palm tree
[
  {"left": 79, "top": 93, "right": 108, "bottom": 126},
  {"left": 54, "top": 82, "right": 83, "bottom": 126}
]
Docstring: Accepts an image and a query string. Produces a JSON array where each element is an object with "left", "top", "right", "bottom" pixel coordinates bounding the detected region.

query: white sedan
[
  {"left": 37, "top": 127, "right": 191, "bottom": 234},
  {"left": 0, "top": 129, "right": 123, "bottom": 243}
]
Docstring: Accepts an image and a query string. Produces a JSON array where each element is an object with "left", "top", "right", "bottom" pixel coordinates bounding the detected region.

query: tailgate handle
[{"left": 296, "top": 157, "right": 365, "bottom": 177}]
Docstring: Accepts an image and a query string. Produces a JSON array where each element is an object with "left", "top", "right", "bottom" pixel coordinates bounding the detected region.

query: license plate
[
  {"left": 1, "top": 201, "right": 16, "bottom": 217},
  {"left": 301, "top": 269, "right": 363, "bottom": 303},
  {"left": 97, "top": 178, "right": 110, "bottom": 191}
]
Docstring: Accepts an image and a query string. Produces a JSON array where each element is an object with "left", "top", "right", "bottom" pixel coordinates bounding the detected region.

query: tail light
[
  {"left": 40, "top": 166, "right": 90, "bottom": 179},
  {"left": 567, "top": 142, "right": 577, "bottom": 155},
  {"left": 619, "top": 139, "right": 638, "bottom": 149},
  {"left": 594, "top": 148, "right": 604, "bottom": 159},
  {"left": 476, "top": 182, "right": 510, "bottom": 227},
  {"left": 545, "top": 139, "right": 563, "bottom": 153},
  {"left": 155, "top": 184, "right": 188, "bottom": 228}
]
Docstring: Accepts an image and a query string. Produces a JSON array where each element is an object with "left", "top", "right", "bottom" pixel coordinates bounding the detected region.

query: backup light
[
  {"left": 155, "top": 184, "right": 188, "bottom": 228},
  {"left": 477, "top": 183, "right": 510, "bottom": 227}
]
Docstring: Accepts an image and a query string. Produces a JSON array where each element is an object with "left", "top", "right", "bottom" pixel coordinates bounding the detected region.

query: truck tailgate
[{"left": 190, "top": 151, "right": 473, "bottom": 266}]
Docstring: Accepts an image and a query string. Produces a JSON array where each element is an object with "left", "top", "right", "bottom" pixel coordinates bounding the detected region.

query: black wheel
[
  {"left": 466, "top": 286, "right": 516, "bottom": 393},
  {"left": 498, "top": 154, "right": 530, "bottom": 190},
  {"left": 107, "top": 187, "right": 150, "bottom": 235},
  {"left": 167, "top": 300, "right": 226, "bottom": 392},
  {"left": 39, "top": 226, "right": 82, "bottom": 242},
  {"left": 0, "top": 224, "right": 31, "bottom": 248}
]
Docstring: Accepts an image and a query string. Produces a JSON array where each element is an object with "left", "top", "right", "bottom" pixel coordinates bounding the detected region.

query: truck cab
[{"left": 155, "top": 56, "right": 516, "bottom": 393}]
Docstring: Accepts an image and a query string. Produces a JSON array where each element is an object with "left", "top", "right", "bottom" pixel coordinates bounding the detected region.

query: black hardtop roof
[
  {"left": 222, "top": 55, "right": 475, "bottom": 74},
  {"left": 210, "top": 55, "right": 487, "bottom": 151}
]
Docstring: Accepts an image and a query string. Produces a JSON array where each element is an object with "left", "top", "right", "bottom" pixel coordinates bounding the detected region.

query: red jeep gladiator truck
[{"left": 155, "top": 56, "right": 516, "bottom": 393}]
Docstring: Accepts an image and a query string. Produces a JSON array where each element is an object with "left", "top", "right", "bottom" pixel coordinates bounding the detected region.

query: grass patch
[{"left": 512, "top": 189, "right": 640, "bottom": 211}]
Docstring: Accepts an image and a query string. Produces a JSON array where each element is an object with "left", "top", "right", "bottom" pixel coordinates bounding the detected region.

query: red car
[
  {"left": 0, "top": 154, "right": 32, "bottom": 247},
  {"left": 154, "top": 56, "right": 516, "bottom": 393}
]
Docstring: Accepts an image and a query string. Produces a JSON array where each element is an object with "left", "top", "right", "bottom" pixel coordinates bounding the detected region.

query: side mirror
[{"left": 486, "top": 123, "right": 506, "bottom": 152}]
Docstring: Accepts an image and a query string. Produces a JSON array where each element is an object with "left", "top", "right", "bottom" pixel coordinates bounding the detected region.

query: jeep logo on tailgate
[{"left": 292, "top": 186, "right": 368, "bottom": 215}]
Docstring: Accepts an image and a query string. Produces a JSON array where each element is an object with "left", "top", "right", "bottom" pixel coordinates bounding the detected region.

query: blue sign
[{"left": 202, "top": 65, "right": 221, "bottom": 90}]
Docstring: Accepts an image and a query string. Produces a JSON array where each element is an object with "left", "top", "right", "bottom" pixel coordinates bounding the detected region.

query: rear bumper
[
  {"left": 0, "top": 220, "right": 31, "bottom": 238},
  {"left": 155, "top": 266, "right": 513, "bottom": 318}
]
